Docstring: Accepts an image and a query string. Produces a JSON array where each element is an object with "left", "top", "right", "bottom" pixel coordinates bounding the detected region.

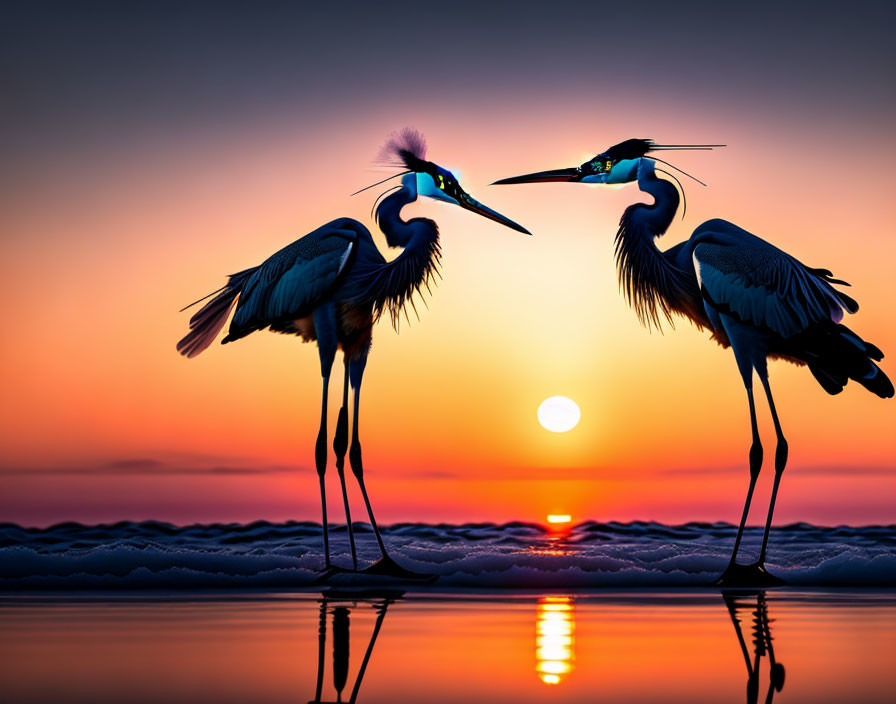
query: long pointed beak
[
  {"left": 459, "top": 193, "right": 531, "bottom": 234},
  {"left": 492, "top": 167, "right": 580, "bottom": 185}
]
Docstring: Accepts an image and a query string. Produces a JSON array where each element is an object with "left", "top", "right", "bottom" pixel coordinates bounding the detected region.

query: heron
[
  {"left": 177, "top": 128, "right": 530, "bottom": 578},
  {"left": 723, "top": 591, "right": 786, "bottom": 704},
  {"left": 495, "top": 139, "right": 892, "bottom": 585}
]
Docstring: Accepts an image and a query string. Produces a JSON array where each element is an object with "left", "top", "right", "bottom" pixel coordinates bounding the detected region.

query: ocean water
[{"left": 2, "top": 520, "right": 894, "bottom": 588}]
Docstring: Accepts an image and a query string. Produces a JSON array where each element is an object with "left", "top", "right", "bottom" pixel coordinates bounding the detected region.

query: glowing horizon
[{"left": 2, "top": 3, "right": 894, "bottom": 527}]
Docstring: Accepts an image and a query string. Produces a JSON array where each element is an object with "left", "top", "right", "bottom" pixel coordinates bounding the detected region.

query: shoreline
[{"left": 3, "top": 586, "right": 895, "bottom": 600}]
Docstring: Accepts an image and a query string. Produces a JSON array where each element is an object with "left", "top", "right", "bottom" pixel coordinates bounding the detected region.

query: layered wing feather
[
  {"left": 222, "top": 219, "right": 363, "bottom": 343},
  {"left": 691, "top": 219, "right": 857, "bottom": 339}
]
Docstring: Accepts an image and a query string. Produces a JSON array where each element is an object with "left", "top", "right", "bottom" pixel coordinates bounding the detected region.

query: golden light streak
[{"left": 535, "top": 596, "right": 575, "bottom": 685}]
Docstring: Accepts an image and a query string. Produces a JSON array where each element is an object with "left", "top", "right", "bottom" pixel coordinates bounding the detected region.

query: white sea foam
[{"left": 1, "top": 520, "right": 893, "bottom": 589}]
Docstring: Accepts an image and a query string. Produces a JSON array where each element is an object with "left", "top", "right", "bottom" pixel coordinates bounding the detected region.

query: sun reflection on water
[{"left": 536, "top": 596, "right": 575, "bottom": 685}]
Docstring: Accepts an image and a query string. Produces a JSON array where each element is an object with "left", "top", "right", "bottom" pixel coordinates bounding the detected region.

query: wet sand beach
[{"left": 2, "top": 589, "right": 894, "bottom": 704}]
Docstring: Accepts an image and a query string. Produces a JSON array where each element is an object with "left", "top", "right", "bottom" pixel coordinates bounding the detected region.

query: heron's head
[
  {"left": 361, "top": 128, "right": 530, "bottom": 235},
  {"left": 492, "top": 139, "right": 722, "bottom": 187}
]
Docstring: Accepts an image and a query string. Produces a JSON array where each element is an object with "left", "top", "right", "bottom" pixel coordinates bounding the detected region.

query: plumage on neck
[
  {"left": 615, "top": 159, "right": 697, "bottom": 329},
  {"left": 364, "top": 182, "right": 442, "bottom": 325}
]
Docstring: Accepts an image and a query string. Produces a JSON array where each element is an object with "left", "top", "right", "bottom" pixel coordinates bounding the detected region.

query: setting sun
[
  {"left": 547, "top": 514, "right": 572, "bottom": 525},
  {"left": 537, "top": 397, "right": 581, "bottom": 433}
]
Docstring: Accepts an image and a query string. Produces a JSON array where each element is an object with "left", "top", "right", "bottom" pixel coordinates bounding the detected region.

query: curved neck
[
  {"left": 375, "top": 181, "right": 438, "bottom": 249},
  {"left": 628, "top": 159, "right": 680, "bottom": 237},
  {"left": 615, "top": 159, "right": 693, "bottom": 329},
  {"left": 361, "top": 181, "right": 442, "bottom": 324}
]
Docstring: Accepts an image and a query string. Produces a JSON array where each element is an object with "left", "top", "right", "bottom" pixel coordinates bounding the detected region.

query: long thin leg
[
  {"left": 314, "top": 304, "right": 339, "bottom": 570},
  {"left": 728, "top": 384, "right": 763, "bottom": 568},
  {"left": 347, "top": 355, "right": 389, "bottom": 557},
  {"left": 334, "top": 357, "right": 358, "bottom": 570},
  {"left": 349, "top": 600, "right": 391, "bottom": 704},
  {"left": 332, "top": 606, "right": 350, "bottom": 699},
  {"left": 760, "top": 593, "right": 786, "bottom": 696},
  {"left": 347, "top": 355, "right": 433, "bottom": 580},
  {"left": 716, "top": 321, "right": 785, "bottom": 586},
  {"left": 312, "top": 597, "right": 327, "bottom": 703},
  {"left": 723, "top": 594, "right": 755, "bottom": 674},
  {"left": 757, "top": 372, "right": 788, "bottom": 566},
  {"left": 316, "top": 375, "right": 332, "bottom": 568}
]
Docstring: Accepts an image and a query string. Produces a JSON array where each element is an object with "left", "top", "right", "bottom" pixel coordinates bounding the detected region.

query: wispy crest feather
[
  {"left": 377, "top": 127, "right": 428, "bottom": 170},
  {"left": 339, "top": 127, "right": 442, "bottom": 328}
]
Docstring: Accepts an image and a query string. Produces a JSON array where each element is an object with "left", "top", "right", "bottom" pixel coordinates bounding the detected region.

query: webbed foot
[
  {"left": 361, "top": 555, "right": 437, "bottom": 582},
  {"left": 313, "top": 563, "right": 360, "bottom": 585},
  {"left": 715, "top": 561, "right": 786, "bottom": 587}
]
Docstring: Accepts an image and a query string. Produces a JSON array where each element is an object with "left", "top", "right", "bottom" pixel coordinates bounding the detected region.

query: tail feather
[
  {"left": 864, "top": 340, "right": 884, "bottom": 362},
  {"left": 856, "top": 360, "right": 895, "bottom": 398},
  {"left": 807, "top": 266, "right": 859, "bottom": 313},
  {"left": 797, "top": 323, "right": 893, "bottom": 398},
  {"left": 807, "top": 363, "right": 846, "bottom": 395},
  {"left": 176, "top": 267, "right": 258, "bottom": 358}
]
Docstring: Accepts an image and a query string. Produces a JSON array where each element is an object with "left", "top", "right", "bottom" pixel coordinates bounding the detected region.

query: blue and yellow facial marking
[
  {"left": 416, "top": 162, "right": 464, "bottom": 205},
  {"left": 577, "top": 156, "right": 640, "bottom": 184},
  {"left": 590, "top": 158, "right": 614, "bottom": 174}
]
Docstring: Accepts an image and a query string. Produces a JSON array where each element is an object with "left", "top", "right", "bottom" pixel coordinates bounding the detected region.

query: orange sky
[{"left": 1, "top": 4, "right": 894, "bottom": 526}]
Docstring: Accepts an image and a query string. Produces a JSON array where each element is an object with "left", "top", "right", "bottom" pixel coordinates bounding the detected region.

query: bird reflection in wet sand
[
  {"left": 535, "top": 596, "right": 576, "bottom": 685},
  {"left": 724, "top": 591, "right": 786, "bottom": 704},
  {"left": 309, "top": 590, "right": 401, "bottom": 704}
]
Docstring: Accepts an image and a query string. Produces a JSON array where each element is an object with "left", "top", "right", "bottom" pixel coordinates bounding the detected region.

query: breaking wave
[{"left": 1, "top": 520, "right": 894, "bottom": 589}]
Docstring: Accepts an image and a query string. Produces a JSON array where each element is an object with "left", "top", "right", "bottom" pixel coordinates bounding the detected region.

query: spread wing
[
  {"left": 692, "top": 220, "right": 858, "bottom": 339},
  {"left": 223, "top": 219, "right": 363, "bottom": 343}
]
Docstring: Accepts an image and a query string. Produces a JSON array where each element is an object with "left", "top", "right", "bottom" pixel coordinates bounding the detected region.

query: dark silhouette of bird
[
  {"left": 177, "top": 128, "right": 529, "bottom": 579},
  {"left": 495, "top": 138, "right": 892, "bottom": 586},
  {"left": 724, "top": 591, "right": 786, "bottom": 704},
  {"left": 309, "top": 591, "right": 400, "bottom": 704}
]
